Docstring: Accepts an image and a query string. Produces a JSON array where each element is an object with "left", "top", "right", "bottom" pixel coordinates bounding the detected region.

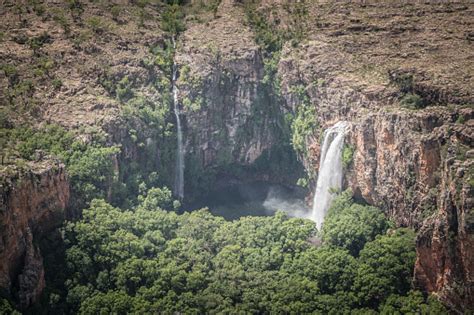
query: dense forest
[{"left": 2, "top": 190, "right": 447, "bottom": 314}]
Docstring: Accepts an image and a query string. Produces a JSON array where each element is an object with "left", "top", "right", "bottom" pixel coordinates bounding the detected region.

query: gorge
[{"left": 0, "top": 0, "right": 472, "bottom": 314}]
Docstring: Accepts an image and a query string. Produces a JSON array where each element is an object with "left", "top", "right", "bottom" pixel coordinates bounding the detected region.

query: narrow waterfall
[
  {"left": 312, "top": 121, "right": 348, "bottom": 230},
  {"left": 172, "top": 38, "right": 184, "bottom": 200}
]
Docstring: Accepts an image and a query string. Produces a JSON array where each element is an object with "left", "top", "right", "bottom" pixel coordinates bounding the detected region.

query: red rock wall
[{"left": 0, "top": 160, "right": 69, "bottom": 308}]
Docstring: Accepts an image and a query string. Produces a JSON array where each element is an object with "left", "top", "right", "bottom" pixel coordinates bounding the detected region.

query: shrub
[
  {"left": 296, "top": 177, "right": 308, "bottom": 188},
  {"left": 456, "top": 114, "right": 466, "bottom": 124},
  {"left": 86, "top": 16, "right": 108, "bottom": 34},
  {"left": 29, "top": 0, "right": 45, "bottom": 16},
  {"left": 28, "top": 32, "right": 51, "bottom": 55},
  {"left": 1, "top": 64, "right": 19, "bottom": 86},
  {"left": 36, "top": 57, "right": 55, "bottom": 77},
  {"left": 400, "top": 93, "right": 424, "bottom": 109},
  {"left": 116, "top": 76, "right": 134, "bottom": 102},
  {"left": 291, "top": 101, "right": 316, "bottom": 156},
  {"left": 342, "top": 144, "right": 355, "bottom": 169},
  {"left": 111, "top": 5, "right": 121, "bottom": 21},
  {"left": 67, "top": 0, "right": 84, "bottom": 20},
  {"left": 52, "top": 78, "right": 63, "bottom": 89},
  {"left": 71, "top": 30, "right": 92, "bottom": 49},
  {"left": 52, "top": 9, "right": 71, "bottom": 35},
  {"left": 161, "top": 4, "right": 185, "bottom": 34},
  {"left": 244, "top": 5, "right": 283, "bottom": 54},
  {"left": 392, "top": 73, "right": 414, "bottom": 94}
]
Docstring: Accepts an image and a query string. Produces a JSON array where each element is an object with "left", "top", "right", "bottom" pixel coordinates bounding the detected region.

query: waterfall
[
  {"left": 311, "top": 121, "right": 348, "bottom": 230},
  {"left": 172, "top": 37, "right": 184, "bottom": 200}
]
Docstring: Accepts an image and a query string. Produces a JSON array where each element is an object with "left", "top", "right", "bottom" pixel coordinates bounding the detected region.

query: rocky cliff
[
  {"left": 0, "top": 158, "right": 69, "bottom": 309},
  {"left": 271, "top": 2, "right": 473, "bottom": 311},
  {"left": 177, "top": 0, "right": 267, "bottom": 166}
]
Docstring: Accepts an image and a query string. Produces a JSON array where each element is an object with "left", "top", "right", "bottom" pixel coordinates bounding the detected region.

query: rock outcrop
[{"left": 0, "top": 158, "right": 69, "bottom": 308}]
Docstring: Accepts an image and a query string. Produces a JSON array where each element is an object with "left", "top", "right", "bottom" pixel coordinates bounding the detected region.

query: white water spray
[
  {"left": 263, "top": 186, "right": 310, "bottom": 218},
  {"left": 312, "top": 121, "right": 348, "bottom": 230},
  {"left": 172, "top": 38, "right": 184, "bottom": 200}
]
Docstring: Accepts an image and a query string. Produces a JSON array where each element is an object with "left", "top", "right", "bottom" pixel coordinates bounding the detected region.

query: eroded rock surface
[{"left": 0, "top": 159, "right": 69, "bottom": 308}]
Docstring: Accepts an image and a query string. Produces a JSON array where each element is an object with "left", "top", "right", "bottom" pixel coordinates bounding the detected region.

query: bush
[
  {"left": 67, "top": 0, "right": 84, "bottom": 20},
  {"left": 111, "top": 5, "right": 121, "bottom": 21},
  {"left": 401, "top": 93, "right": 424, "bottom": 109},
  {"left": 244, "top": 5, "right": 283, "bottom": 54},
  {"left": 28, "top": 31, "right": 51, "bottom": 55},
  {"left": 86, "top": 16, "right": 108, "bottom": 34},
  {"left": 52, "top": 78, "right": 63, "bottom": 89},
  {"left": 28, "top": 0, "right": 45, "bottom": 16},
  {"left": 52, "top": 9, "right": 71, "bottom": 35},
  {"left": 0, "top": 298, "right": 20, "bottom": 315},
  {"left": 342, "top": 144, "right": 355, "bottom": 169},
  {"left": 392, "top": 73, "right": 414, "bottom": 94},
  {"left": 1, "top": 64, "right": 19, "bottom": 86},
  {"left": 116, "top": 76, "right": 134, "bottom": 102},
  {"left": 291, "top": 102, "right": 317, "bottom": 156},
  {"left": 161, "top": 4, "right": 185, "bottom": 34}
]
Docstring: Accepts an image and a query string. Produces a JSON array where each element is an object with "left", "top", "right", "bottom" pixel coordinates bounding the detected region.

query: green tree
[
  {"left": 161, "top": 4, "right": 185, "bottom": 34},
  {"left": 353, "top": 228, "right": 417, "bottom": 307},
  {"left": 321, "top": 190, "right": 389, "bottom": 256},
  {"left": 286, "top": 246, "right": 358, "bottom": 294},
  {"left": 380, "top": 290, "right": 448, "bottom": 314}
]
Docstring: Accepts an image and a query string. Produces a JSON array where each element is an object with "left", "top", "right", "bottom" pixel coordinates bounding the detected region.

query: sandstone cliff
[{"left": 0, "top": 158, "right": 69, "bottom": 309}]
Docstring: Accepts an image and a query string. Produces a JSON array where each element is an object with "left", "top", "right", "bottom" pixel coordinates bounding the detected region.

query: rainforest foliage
[{"left": 21, "top": 190, "right": 445, "bottom": 314}]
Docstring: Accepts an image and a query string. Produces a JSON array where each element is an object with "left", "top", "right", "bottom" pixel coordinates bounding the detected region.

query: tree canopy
[{"left": 41, "top": 189, "right": 444, "bottom": 314}]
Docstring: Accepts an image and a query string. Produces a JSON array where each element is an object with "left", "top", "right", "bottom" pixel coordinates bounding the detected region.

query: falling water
[
  {"left": 312, "top": 121, "right": 348, "bottom": 230},
  {"left": 172, "top": 37, "right": 184, "bottom": 200}
]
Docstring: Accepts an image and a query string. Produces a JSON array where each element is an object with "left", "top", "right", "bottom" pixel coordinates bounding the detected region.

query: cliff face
[
  {"left": 176, "top": 0, "right": 279, "bottom": 169},
  {"left": 415, "top": 142, "right": 474, "bottom": 312},
  {"left": 273, "top": 2, "right": 473, "bottom": 310},
  {"left": 0, "top": 159, "right": 69, "bottom": 308}
]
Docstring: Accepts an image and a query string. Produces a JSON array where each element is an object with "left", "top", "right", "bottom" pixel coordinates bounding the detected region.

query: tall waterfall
[
  {"left": 172, "top": 38, "right": 184, "bottom": 200},
  {"left": 312, "top": 121, "right": 348, "bottom": 230}
]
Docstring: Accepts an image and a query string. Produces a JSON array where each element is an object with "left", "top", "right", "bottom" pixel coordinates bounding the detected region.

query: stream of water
[{"left": 172, "top": 37, "right": 184, "bottom": 200}]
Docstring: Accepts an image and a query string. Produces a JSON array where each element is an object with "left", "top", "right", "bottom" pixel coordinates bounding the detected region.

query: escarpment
[
  {"left": 0, "top": 0, "right": 472, "bottom": 312},
  {"left": 0, "top": 159, "right": 69, "bottom": 309},
  {"left": 273, "top": 2, "right": 473, "bottom": 309}
]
